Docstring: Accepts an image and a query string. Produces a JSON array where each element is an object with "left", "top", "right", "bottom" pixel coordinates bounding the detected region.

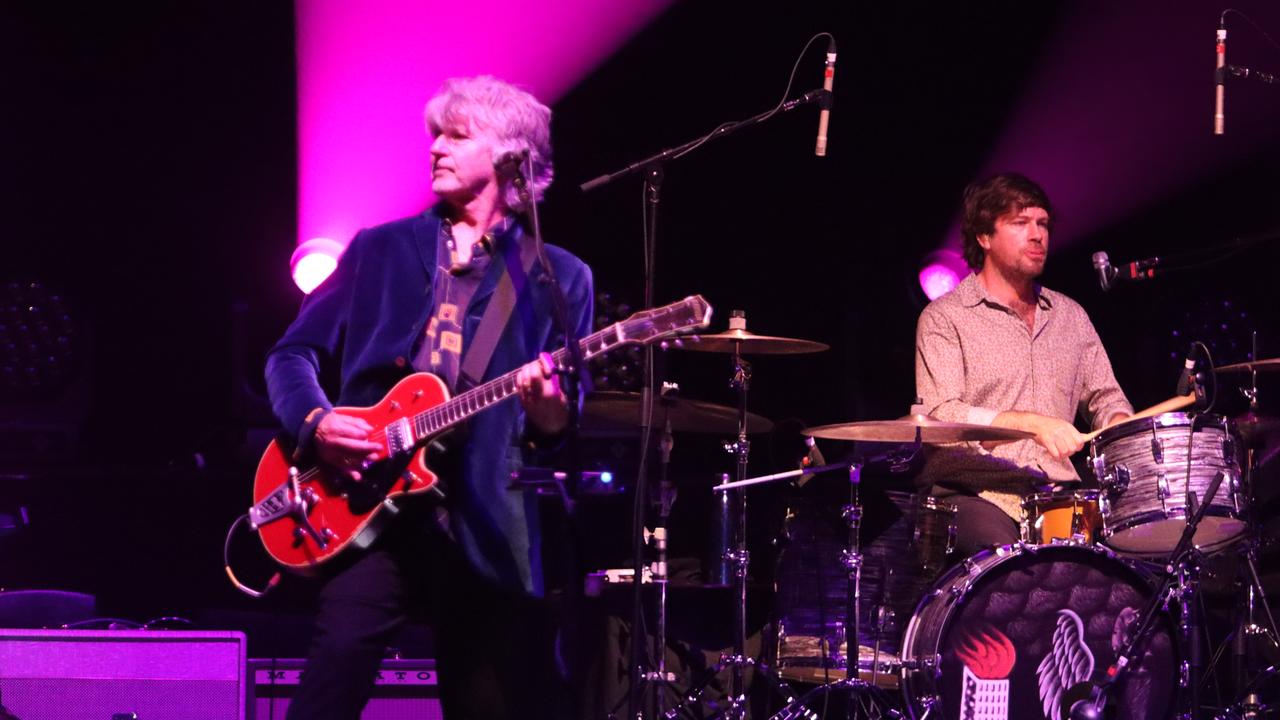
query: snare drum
[
  {"left": 1020, "top": 490, "right": 1102, "bottom": 544},
  {"left": 1090, "top": 412, "right": 1245, "bottom": 556},
  {"left": 900, "top": 543, "right": 1178, "bottom": 720}
]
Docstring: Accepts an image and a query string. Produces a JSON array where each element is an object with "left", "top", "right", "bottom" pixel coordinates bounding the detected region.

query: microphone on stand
[
  {"left": 493, "top": 148, "right": 530, "bottom": 177},
  {"left": 1176, "top": 348, "right": 1199, "bottom": 396},
  {"left": 1091, "top": 251, "right": 1161, "bottom": 290},
  {"left": 1092, "top": 252, "right": 1116, "bottom": 291},
  {"left": 1215, "top": 19, "right": 1227, "bottom": 135},
  {"left": 815, "top": 39, "right": 836, "bottom": 156}
]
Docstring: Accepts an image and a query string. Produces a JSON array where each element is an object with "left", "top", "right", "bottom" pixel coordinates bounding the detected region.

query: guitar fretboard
[{"left": 408, "top": 321, "right": 629, "bottom": 439}]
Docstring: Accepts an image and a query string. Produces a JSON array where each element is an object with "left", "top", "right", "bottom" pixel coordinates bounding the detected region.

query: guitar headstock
[{"left": 618, "top": 295, "right": 712, "bottom": 346}]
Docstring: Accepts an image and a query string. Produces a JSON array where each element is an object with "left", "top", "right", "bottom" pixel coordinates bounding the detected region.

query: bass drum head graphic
[{"left": 900, "top": 544, "right": 1178, "bottom": 720}]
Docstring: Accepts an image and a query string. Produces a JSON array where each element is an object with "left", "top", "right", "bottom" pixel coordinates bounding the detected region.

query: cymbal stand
[
  {"left": 1218, "top": 332, "right": 1280, "bottom": 720},
  {"left": 769, "top": 462, "right": 903, "bottom": 720},
  {"left": 610, "top": 390, "right": 689, "bottom": 720},
  {"left": 666, "top": 312, "right": 811, "bottom": 720}
]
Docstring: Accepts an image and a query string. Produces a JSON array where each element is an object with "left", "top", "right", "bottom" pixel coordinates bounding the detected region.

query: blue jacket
[{"left": 265, "top": 208, "right": 593, "bottom": 595}]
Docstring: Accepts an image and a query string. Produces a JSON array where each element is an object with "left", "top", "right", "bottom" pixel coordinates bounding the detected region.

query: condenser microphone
[
  {"left": 1215, "top": 21, "right": 1227, "bottom": 135},
  {"left": 1092, "top": 251, "right": 1116, "bottom": 291},
  {"left": 493, "top": 148, "right": 530, "bottom": 176},
  {"left": 815, "top": 39, "right": 836, "bottom": 156}
]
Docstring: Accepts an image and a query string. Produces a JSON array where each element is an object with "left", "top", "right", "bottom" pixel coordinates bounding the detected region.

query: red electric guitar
[{"left": 249, "top": 295, "right": 712, "bottom": 570}]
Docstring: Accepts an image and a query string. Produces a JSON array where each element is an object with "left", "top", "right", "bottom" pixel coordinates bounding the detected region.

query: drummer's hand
[
  {"left": 517, "top": 352, "right": 569, "bottom": 435},
  {"left": 315, "top": 412, "right": 382, "bottom": 481},
  {"left": 993, "top": 411, "right": 1086, "bottom": 460}
]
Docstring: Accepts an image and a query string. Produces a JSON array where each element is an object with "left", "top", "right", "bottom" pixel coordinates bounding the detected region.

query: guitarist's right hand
[{"left": 314, "top": 412, "right": 383, "bottom": 481}]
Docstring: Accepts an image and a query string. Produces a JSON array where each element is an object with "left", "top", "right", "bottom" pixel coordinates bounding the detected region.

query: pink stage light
[
  {"left": 918, "top": 249, "right": 967, "bottom": 301},
  {"left": 291, "top": 237, "right": 346, "bottom": 294},
  {"left": 293, "top": 0, "right": 676, "bottom": 282}
]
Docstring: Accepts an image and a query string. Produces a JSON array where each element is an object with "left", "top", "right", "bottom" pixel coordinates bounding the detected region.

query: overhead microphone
[
  {"left": 815, "top": 39, "right": 836, "bottom": 156},
  {"left": 1215, "top": 19, "right": 1227, "bottom": 135}
]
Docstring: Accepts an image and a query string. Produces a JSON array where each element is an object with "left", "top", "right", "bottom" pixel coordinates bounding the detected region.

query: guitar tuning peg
[
  {"left": 673, "top": 338, "right": 684, "bottom": 348},
  {"left": 659, "top": 340, "right": 670, "bottom": 350}
]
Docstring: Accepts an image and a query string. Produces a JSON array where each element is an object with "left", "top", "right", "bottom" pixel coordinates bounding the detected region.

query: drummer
[{"left": 914, "top": 172, "right": 1133, "bottom": 557}]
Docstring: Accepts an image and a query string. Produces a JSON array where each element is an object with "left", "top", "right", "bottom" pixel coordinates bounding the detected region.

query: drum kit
[{"left": 586, "top": 314, "right": 1280, "bottom": 720}]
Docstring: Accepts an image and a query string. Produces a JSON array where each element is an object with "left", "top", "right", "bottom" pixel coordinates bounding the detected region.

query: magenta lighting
[
  {"left": 918, "top": 249, "right": 967, "bottom": 301},
  {"left": 293, "top": 0, "right": 676, "bottom": 287},
  {"left": 291, "top": 238, "right": 345, "bottom": 294}
]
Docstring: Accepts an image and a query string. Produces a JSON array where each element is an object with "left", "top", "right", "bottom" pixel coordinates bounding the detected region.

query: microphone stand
[
  {"left": 580, "top": 88, "right": 831, "bottom": 720},
  {"left": 511, "top": 156, "right": 587, "bottom": 424},
  {"left": 1071, "top": 463, "right": 1227, "bottom": 720}
]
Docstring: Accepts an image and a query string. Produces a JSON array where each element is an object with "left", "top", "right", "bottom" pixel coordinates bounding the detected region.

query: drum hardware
[
  {"left": 664, "top": 311, "right": 827, "bottom": 720},
  {"left": 1069, "top": 470, "right": 1227, "bottom": 720},
  {"left": 711, "top": 447, "right": 920, "bottom": 720}
]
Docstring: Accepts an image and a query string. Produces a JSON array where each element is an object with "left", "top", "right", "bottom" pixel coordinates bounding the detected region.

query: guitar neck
[{"left": 408, "top": 323, "right": 623, "bottom": 439}]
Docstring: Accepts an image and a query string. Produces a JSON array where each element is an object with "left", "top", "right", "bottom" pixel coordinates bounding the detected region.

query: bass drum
[{"left": 900, "top": 544, "right": 1178, "bottom": 720}]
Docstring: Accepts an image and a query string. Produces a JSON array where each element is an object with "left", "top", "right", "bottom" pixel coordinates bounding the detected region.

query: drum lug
[
  {"left": 1157, "top": 472, "right": 1171, "bottom": 501},
  {"left": 1179, "top": 659, "right": 1191, "bottom": 688},
  {"left": 1090, "top": 452, "right": 1106, "bottom": 483},
  {"left": 1223, "top": 435, "right": 1236, "bottom": 463},
  {"left": 1151, "top": 436, "right": 1165, "bottom": 464}
]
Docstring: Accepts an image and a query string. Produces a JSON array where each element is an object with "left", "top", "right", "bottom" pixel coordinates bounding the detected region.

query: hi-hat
[
  {"left": 583, "top": 391, "right": 773, "bottom": 434},
  {"left": 1215, "top": 358, "right": 1280, "bottom": 373},
  {"left": 679, "top": 329, "right": 829, "bottom": 355},
  {"left": 804, "top": 415, "right": 1034, "bottom": 443}
]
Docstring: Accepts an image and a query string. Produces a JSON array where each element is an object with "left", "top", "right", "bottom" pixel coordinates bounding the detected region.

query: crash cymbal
[
  {"left": 679, "top": 329, "right": 829, "bottom": 355},
  {"left": 582, "top": 391, "right": 774, "bottom": 434},
  {"left": 804, "top": 414, "right": 1035, "bottom": 443},
  {"left": 1215, "top": 358, "right": 1280, "bottom": 373}
]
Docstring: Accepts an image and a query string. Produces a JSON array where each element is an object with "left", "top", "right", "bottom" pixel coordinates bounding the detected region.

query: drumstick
[{"left": 1081, "top": 392, "right": 1196, "bottom": 443}]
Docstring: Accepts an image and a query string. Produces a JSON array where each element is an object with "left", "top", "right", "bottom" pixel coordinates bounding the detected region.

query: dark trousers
[
  {"left": 285, "top": 512, "right": 568, "bottom": 720},
  {"left": 935, "top": 491, "right": 1020, "bottom": 560}
]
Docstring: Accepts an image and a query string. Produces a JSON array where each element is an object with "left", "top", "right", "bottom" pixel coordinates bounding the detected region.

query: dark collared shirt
[{"left": 914, "top": 273, "right": 1133, "bottom": 520}]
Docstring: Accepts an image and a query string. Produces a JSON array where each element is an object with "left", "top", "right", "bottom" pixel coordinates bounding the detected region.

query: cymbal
[
  {"left": 582, "top": 391, "right": 774, "bottom": 434},
  {"left": 804, "top": 414, "right": 1035, "bottom": 443},
  {"left": 1234, "top": 411, "right": 1280, "bottom": 447},
  {"left": 679, "top": 329, "right": 829, "bottom": 355},
  {"left": 1215, "top": 358, "right": 1280, "bottom": 373}
]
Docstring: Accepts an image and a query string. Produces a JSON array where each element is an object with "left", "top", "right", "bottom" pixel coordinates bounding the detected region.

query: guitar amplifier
[
  {"left": 0, "top": 628, "right": 247, "bottom": 720},
  {"left": 249, "top": 658, "right": 442, "bottom": 719}
]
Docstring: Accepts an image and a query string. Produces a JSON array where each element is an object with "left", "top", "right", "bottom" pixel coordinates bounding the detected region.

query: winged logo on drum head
[{"left": 1037, "top": 610, "right": 1096, "bottom": 720}]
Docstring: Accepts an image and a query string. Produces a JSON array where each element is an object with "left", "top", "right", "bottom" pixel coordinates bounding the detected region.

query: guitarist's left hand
[{"left": 516, "top": 352, "right": 568, "bottom": 436}]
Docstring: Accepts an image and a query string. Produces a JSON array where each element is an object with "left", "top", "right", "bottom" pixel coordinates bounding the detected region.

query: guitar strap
[{"left": 458, "top": 230, "right": 540, "bottom": 390}]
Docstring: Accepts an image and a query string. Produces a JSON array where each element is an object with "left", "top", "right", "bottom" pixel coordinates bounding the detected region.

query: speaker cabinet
[
  {"left": 249, "top": 658, "right": 442, "bottom": 719},
  {"left": 0, "top": 628, "right": 247, "bottom": 720}
]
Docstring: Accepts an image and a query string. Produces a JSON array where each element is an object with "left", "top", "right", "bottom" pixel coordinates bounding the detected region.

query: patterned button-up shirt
[{"left": 914, "top": 273, "right": 1133, "bottom": 520}]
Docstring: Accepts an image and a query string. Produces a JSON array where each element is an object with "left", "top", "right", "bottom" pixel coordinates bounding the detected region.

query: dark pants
[
  {"left": 285, "top": 511, "right": 568, "bottom": 720},
  {"left": 935, "top": 491, "right": 1020, "bottom": 560}
]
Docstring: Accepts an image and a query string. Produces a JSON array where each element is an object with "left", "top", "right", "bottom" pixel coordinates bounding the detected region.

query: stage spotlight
[
  {"left": 290, "top": 238, "right": 345, "bottom": 294},
  {"left": 918, "top": 249, "right": 967, "bottom": 301}
]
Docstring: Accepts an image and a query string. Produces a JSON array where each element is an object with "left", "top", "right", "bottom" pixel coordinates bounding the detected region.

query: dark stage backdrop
[{"left": 3, "top": 0, "right": 1280, "bottom": 644}]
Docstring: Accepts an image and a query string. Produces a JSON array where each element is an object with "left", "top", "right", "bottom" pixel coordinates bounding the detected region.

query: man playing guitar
[{"left": 265, "top": 75, "right": 593, "bottom": 720}]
